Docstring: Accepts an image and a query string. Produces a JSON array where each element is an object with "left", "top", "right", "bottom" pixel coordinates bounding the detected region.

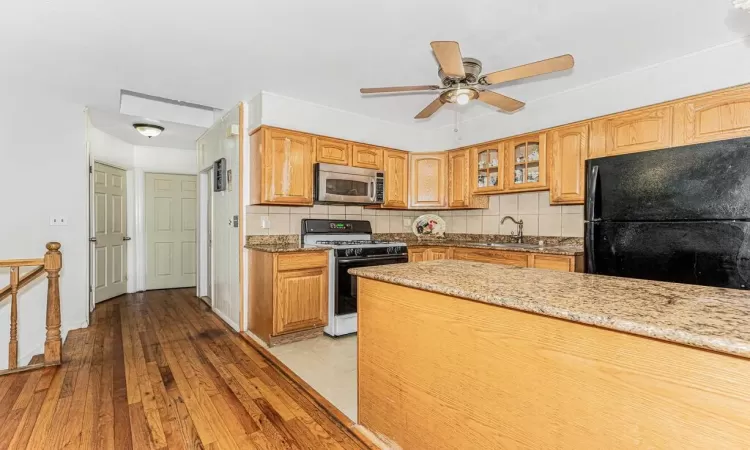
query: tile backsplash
[{"left": 245, "top": 191, "right": 584, "bottom": 238}]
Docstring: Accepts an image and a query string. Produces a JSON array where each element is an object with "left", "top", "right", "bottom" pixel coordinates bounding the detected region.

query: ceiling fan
[{"left": 360, "top": 41, "right": 574, "bottom": 119}]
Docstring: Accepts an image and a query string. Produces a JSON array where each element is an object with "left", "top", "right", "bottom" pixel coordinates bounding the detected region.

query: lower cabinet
[
  {"left": 249, "top": 250, "right": 328, "bottom": 345},
  {"left": 410, "top": 246, "right": 582, "bottom": 272},
  {"left": 408, "top": 247, "right": 453, "bottom": 262}
]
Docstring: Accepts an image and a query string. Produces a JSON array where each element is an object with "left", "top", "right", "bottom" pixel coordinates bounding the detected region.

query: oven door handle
[{"left": 337, "top": 255, "right": 408, "bottom": 263}]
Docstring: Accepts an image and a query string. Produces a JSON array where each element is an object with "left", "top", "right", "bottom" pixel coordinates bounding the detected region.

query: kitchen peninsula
[{"left": 351, "top": 260, "right": 750, "bottom": 449}]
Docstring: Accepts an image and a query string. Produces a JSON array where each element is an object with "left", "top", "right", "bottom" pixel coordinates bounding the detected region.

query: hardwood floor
[{"left": 0, "top": 289, "right": 367, "bottom": 449}]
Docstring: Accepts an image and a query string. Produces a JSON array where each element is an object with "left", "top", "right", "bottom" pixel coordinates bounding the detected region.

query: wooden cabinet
[
  {"left": 250, "top": 128, "right": 314, "bottom": 205},
  {"left": 549, "top": 123, "right": 589, "bottom": 205},
  {"left": 448, "top": 149, "right": 489, "bottom": 209},
  {"left": 529, "top": 254, "right": 583, "bottom": 272},
  {"left": 673, "top": 85, "right": 750, "bottom": 146},
  {"left": 472, "top": 142, "right": 505, "bottom": 193},
  {"left": 452, "top": 248, "right": 529, "bottom": 267},
  {"left": 409, "top": 153, "right": 448, "bottom": 208},
  {"left": 275, "top": 267, "right": 328, "bottom": 334},
  {"left": 249, "top": 250, "right": 328, "bottom": 345},
  {"left": 408, "top": 247, "right": 453, "bottom": 262},
  {"left": 507, "top": 133, "right": 548, "bottom": 192},
  {"left": 352, "top": 144, "right": 383, "bottom": 170},
  {"left": 427, "top": 247, "right": 452, "bottom": 260},
  {"left": 590, "top": 105, "right": 673, "bottom": 157},
  {"left": 314, "top": 137, "right": 350, "bottom": 166},
  {"left": 383, "top": 149, "right": 409, "bottom": 208}
]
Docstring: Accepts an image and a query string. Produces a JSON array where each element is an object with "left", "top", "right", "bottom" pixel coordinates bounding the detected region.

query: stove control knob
[
  {"left": 345, "top": 248, "right": 355, "bottom": 257},
  {"left": 386, "top": 246, "right": 394, "bottom": 254},
  {"left": 354, "top": 248, "right": 363, "bottom": 256}
]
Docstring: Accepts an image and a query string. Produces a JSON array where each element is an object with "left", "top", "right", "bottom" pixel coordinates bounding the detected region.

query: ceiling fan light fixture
[
  {"left": 133, "top": 123, "right": 164, "bottom": 138},
  {"left": 442, "top": 87, "right": 478, "bottom": 105}
]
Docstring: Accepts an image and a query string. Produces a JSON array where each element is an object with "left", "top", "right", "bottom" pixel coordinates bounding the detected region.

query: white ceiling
[
  {"left": 3, "top": 0, "right": 749, "bottom": 131},
  {"left": 87, "top": 108, "right": 206, "bottom": 149}
]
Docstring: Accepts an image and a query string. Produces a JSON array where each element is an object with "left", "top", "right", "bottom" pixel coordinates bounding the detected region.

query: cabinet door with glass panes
[
  {"left": 506, "top": 133, "right": 548, "bottom": 191},
  {"left": 473, "top": 142, "right": 506, "bottom": 193}
]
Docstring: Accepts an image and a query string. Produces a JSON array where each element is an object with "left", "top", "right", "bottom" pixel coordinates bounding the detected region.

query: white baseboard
[{"left": 213, "top": 307, "right": 240, "bottom": 332}]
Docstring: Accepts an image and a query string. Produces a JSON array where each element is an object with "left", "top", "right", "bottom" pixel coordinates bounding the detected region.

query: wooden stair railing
[{"left": 0, "top": 242, "right": 62, "bottom": 376}]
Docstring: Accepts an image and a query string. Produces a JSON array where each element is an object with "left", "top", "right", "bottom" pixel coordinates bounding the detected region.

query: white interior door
[
  {"left": 145, "top": 173, "right": 198, "bottom": 290},
  {"left": 94, "top": 162, "right": 128, "bottom": 302}
]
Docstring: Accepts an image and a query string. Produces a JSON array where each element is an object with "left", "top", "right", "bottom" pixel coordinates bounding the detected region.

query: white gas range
[{"left": 301, "top": 219, "right": 408, "bottom": 336}]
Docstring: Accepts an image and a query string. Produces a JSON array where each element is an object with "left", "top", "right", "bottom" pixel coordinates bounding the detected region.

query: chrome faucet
[{"left": 501, "top": 216, "right": 524, "bottom": 243}]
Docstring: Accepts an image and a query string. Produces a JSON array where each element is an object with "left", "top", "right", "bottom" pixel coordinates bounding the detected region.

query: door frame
[
  {"left": 89, "top": 160, "right": 131, "bottom": 310},
  {"left": 197, "top": 167, "right": 214, "bottom": 306}
]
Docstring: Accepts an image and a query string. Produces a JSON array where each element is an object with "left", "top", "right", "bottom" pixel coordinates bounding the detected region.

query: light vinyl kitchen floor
[{"left": 268, "top": 335, "right": 358, "bottom": 422}]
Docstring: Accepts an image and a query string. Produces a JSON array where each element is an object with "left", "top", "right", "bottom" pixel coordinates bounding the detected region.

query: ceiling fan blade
[
  {"left": 430, "top": 41, "right": 466, "bottom": 78},
  {"left": 483, "top": 54, "right": 574, "bottom": 85},
  {"left": 478, "top": 91, "right": 525, "bottom": 112},
  {"left": 360, "top": 85, "right": 441, "bottom": 94},
  {"left": 415, "top": 96, "right": 445, "bottom": 119}
]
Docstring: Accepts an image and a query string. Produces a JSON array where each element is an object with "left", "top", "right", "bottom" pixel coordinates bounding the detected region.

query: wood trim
[
  {"left": 239, "top": 332, "right": 381, "bottom": 450},
  {"left": 0, "top": 258, "right": 44, "bottom": 268},
  {"left": 0, "top": 265, "right": 44, "bottom": 302},
  {"left": 238, "top": 102, "right": 245, "bottom": 331}
]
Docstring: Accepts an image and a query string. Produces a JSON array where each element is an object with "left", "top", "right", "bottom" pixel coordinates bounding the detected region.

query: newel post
[{"left": 43, "top": 242, "right": 62, "bottom": 365}]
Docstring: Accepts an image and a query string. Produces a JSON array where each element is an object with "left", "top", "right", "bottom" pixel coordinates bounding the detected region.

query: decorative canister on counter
[{"left": 412, "top": 214, "right": 446, "bottom": 237}]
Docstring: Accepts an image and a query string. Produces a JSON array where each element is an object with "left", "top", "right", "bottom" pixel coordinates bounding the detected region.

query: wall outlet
[
  {"left": 49, "top": 216, "right": 68, "bottom": 226},
  {"left": 403, "top": 218, "right": 412, "bottom": 226},
  {"left": 261, "top": 216, "right": 270, "bottom": 229}
]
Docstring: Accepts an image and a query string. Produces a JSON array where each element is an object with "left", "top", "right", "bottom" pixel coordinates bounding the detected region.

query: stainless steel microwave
[{"left": 314, "top": 163, "right": 384, "bottom": 205}]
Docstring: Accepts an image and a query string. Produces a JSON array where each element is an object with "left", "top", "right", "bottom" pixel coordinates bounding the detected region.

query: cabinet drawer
[
  {"left": 530, "top": 254, "right": 573, "bottom": 272},
  {"left": 277, "top": 252, "right": 328, "bottom": 271},
  {"left": 452, "top": 248, "right": 529, "bottom": 267}
]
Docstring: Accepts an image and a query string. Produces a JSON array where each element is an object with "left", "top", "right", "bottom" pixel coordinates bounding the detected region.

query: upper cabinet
[
  {"left": 473, "top": 142, "right": 505, "bottom": 194},
  {"left": 250, "top": 127, "right": 313, "bottom": 205},
  {"left": 315, "top": 137, "right": 350, "bottom": 166},
  {"left": 673, "top": 85, "right": 750, "bottom": 146},
  {"left": 507, "top": 133, "right": 548, "bottom": 192},
  {"left": 449, "top": 149, "right": 489, "bottom": 209},
  {"left": 352, "top": 144, "right": 383, "bottom": 170},
  {"left": 383, "top": 149, "right": 409, "bottom": 209},
  {"left": 590, "top": 105, "right": 673, "bottom": 158},
  {"left": 410, "top": 153, "right": 448, "bottom": 209},
  {"left": 549, "top": 123, "right": 589, "bottom": 205}
]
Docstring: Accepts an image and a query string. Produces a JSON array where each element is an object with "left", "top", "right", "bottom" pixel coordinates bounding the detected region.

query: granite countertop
[
  {"left": 406, "top": 241, "right": 583, "bottom": 256},
  {"left": 245, "top": 244, "right": 330, "bottom": 253},
  {"left": 349, "top": 260, "right": 750, "bottom": 358}
]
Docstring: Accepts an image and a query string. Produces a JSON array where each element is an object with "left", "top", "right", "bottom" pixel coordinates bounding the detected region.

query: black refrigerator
[{"left": 585, "top": 137, "right": 750, "bottom": 289}]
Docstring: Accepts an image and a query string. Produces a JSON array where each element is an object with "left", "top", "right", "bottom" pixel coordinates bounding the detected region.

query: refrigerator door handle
[
  {"left": 585, "top": 224, "right": 596, "bottom": 274},
  {"left": 586, "top": 165, "right": 599, "bottom": 222}
]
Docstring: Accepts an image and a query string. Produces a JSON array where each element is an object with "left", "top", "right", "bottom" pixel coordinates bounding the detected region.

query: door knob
[{"left": 123, "top": 236, "right": 132, "bottom": 241}]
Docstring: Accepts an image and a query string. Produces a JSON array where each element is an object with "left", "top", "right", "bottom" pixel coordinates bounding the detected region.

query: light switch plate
[
  {"left": 403, "top": 218, "right": 411, "bottom": 226},
  {"left": 49, "top": 216, "right": 67, "bottom": 226}
]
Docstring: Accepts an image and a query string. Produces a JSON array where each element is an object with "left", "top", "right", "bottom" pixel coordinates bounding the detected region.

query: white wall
[
  {"left": 0, "top": 87, "right": 88, "bottom": 370},
  {"left": 88, "top": 122, "right": 197, "bottom": 293},
  {"left": 197, "top": 103, "right": 243, "bottom": 331},
  {"left": 258, "top": 91, "right": 446, "bottom": 152}
]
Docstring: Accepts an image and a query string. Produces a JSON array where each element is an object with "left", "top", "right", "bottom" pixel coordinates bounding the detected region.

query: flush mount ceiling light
[{"left": 133, "top": 123, "right": 164, "bottom": 138}]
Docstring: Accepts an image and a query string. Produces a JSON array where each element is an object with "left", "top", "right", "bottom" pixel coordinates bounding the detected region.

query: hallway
[{"left": 0, "top": 289, "right": 367, "bottom": 449}]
